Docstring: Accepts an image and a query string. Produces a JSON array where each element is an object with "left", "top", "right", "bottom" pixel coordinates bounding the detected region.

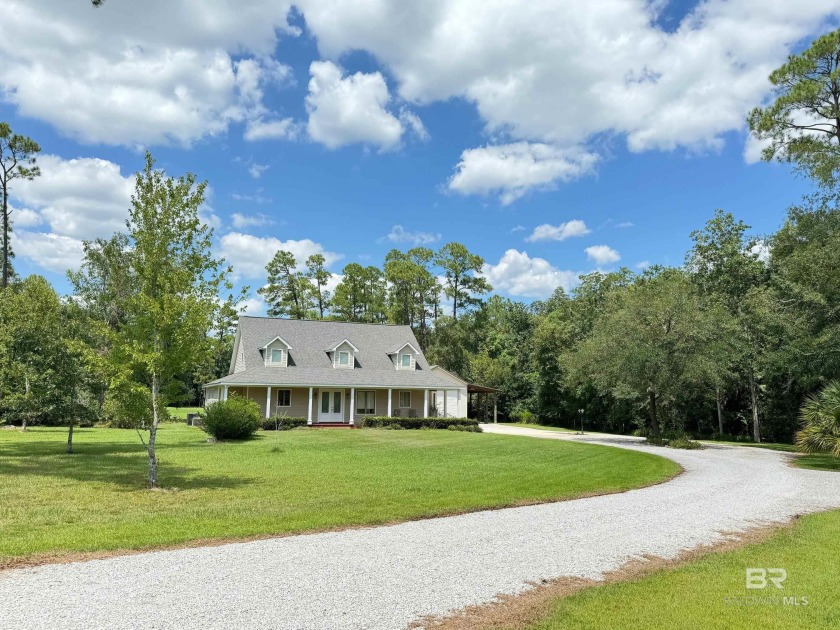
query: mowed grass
[
  {"left": 499, "top": 423, "right": 576, "bottom": 433},
  {"left": 165, "top": 406, "right": 203, "bottom": 420},
  {"left": 528, "top": 509, "right": 840, "bottom": 630},
  {"left": 0, "top": 425, "right": 679, "bottom": 562}
]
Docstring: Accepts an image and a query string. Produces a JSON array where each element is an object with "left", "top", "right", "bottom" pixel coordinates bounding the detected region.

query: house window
[
  {"left": 400, "top": 353, "right": 411, "bottom": 368},
  {"left": 338, "top": 351, "right": 350, "bottom": 366},
  {"left": 356, "top": 390, "right": 376, "bottom": 415},
  {"left": 270, "top": 348, "right": 283, "bottom": 364},
  {"left": 277, "top": 389, "right": 291, "bottom": 407},
  {"left": 399, "top": 390, "right": 411, "bottom": 408}
]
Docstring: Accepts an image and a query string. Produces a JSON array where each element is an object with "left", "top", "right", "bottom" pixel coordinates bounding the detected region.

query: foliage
[
  {"left": 436, "top": 242, "right": 492, "bottom": 320},
  {"left": 796, "top": 381, "right": 840, "bottom": 457},
  {"left": 567, "top": 269, "right": 734, "bottom": 440},
  {"left": 258, "top": 250, "right": 313, "bottom": 319},
  {"left": 201, "top": 396, "right": 261, "bottom": 440},
  {"left": 101, "top": 152, "right": 230, "bottom": 486},
  {"left": 306, "top": 253, "right": 332, "bottom": 319},
  {"left": 0, "top": 123, "right": 40, "bottom": 289},
  {"left": 356, "top": 416, "right": 479, "bottom": 430},
  {"left": 747, "top": 29, "right": 840, "bottom": 188}
]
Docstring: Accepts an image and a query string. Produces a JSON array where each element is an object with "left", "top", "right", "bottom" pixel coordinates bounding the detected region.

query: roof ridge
[{"left": 239, "top": 315, "right": 410, "bottom": 328}]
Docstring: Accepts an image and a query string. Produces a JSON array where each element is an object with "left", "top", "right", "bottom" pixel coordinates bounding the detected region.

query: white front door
[{"left": 318, "top": 389, "right": 344, "bottom": 422}]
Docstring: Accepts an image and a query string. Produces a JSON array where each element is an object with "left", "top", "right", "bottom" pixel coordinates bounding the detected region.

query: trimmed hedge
[
  {"left": 261, "top": 416, "right": 308, "bottom": 431},
  {"left": 357, "top": 416, "right": 481, "bottom": 432}
]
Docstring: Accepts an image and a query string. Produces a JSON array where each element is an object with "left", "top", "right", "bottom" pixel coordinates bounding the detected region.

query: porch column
[
  {"left": 266, "top": 386, "right": 272, "bottom": 419},
  {"left": 349, "top": 388, "right": 355, "bottom": 426},
  {"left": 423, "top": 389, "right": 429, "bottom": 418},
  {"left": 493, "top": 394, "right": 498, "bottom": 423},
  {"left": 223, "top": 385, "right": 229, "bottom": 401},
  {"left": 307, "top": 387, "right": 313, "bottom": 425},
  {"left": 387, "top": 388, "right": 392, "bottom": 417}
]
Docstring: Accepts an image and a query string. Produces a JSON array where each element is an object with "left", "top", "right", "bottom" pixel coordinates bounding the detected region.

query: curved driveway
[{"left": 3, "top": 425, "right": 840, "bottom": 630}]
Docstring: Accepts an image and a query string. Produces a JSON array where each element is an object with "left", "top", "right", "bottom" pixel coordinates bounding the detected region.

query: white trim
[
  {"left": 400, "top": 353, "right": 412, "bottom": 368},
  {"left": 389, "top": 342, "right": 420, "bottom": 355},
  {"left": 317, "top": 388, "right": 345, "bottom": 423},
  {"left": 207, "top": 382, "right": 453, "bottom": 390},
  {"left": 326, "top": 338, "right": 359, "bottom": 352},
  {"left": 338, "top": 350, "right": 351, "bottom": 366},
  {"left": 259, "top": 335, "right": 293, "bottom": 350}
]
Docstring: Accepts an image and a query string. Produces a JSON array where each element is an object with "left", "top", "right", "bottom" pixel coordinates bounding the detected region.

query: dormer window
[
  {"left": 392, "top": 342, "right": 418, "bottom": 371},
  {"left": 328, "top": 339, "right": 359, "bottom": 369},
  {"left": 261, "top": 335, "right": 292, "bottom": 368}
]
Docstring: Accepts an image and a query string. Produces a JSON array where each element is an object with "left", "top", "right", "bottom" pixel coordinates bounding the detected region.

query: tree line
[{"left": 1, "top": 29, "right": 840, "bottom": 486}]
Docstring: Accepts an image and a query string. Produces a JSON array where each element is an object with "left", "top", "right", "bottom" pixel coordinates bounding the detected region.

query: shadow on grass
[
  {"left": 0, "top": 433, "right": 254, "bottom": 491},
  {"left": 796, "top": 453, "right": 840, "bottom": 471}
]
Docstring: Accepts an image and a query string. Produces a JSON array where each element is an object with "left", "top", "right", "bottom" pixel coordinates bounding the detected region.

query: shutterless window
[
  {"left": 271, "top": 349, "right": 283, "bottom": 363},
  {"left": 399, "top": 391, "right": 411, "bottom": 408},
  {"left": 400, "top": 353, "right": 411, "bottom": 368},
  {"left": 339, "top": 351, "right": 350, "bottom": 366},
  {"left": 356, "top": 390, "right": 376, "bottom": 415},
  {"left": 277, "top": 389, "right": 291, "bottom": 407}
]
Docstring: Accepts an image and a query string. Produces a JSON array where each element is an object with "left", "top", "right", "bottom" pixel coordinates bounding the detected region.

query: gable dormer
[
  {"left": 390, "top": 342, "right": 419, "bottom": 371},
  {"left": 328, "top": 339, "right": 358, "bottom": 369},
  {"left": 261, "top": 336, "right": 292, "bottom": 367}
]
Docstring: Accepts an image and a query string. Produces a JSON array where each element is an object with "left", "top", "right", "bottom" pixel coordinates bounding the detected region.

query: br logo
[{"left": 746, "top": 568, "right": 787, "bottom": 589}]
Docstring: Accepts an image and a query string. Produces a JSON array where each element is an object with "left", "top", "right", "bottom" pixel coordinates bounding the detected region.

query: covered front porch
[{"left": 203, "top": 385, "right": 467, "bottom": 426}]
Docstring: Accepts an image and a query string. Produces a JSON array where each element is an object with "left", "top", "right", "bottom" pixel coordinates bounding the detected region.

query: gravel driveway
[{"left": 3, "top": 425, "right": 840, "bottom": 630}]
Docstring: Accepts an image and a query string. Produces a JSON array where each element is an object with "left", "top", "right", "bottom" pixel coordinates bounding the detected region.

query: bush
[
  {"left": 201, "top": 396, "right": 261, "bottom": 440},
  {"left": 357, "top": 416, "right": 481, "bottom": 431},
  {"left": 796, "top": 381, "right": 840, "bottom": 457},
  {"left": 261, "top": 416, "right": 308, "bottom": 431},
  {"left": 511, "top": 409, "right": 535, "bottom": 424}
]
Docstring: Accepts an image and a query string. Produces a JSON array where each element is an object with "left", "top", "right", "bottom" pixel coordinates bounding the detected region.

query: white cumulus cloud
[
  {"left": 481, "top": 249, "right": 578, "bottom": 298},
  {"left": 585, "top": 245, "right": 621, "bottom": 266},
  {"left": 219, "top": 232, "right": 343, "bottom": 279},
  {"left": 384, "top": 225, "right": 441, "bottom": 246},
  {"left": 448, "top": 143, "right": 598, "bottom": 204},
  {"left": 306, "top": 60, "right": 425, "bottom": 150},
  {"left": 525, "top": 220, "right": 591, "bottom": 243}
]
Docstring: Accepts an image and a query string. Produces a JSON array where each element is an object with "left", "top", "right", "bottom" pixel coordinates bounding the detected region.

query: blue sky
[{"left": 1, "top": 1, "right": 834, "bottom": 311}]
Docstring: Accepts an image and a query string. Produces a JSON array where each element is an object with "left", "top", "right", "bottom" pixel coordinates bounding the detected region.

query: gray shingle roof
[{"left": 206, "top": 317, "right": 460, "bottom": 389}]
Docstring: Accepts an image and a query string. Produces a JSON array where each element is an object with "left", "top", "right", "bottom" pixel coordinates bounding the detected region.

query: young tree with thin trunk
[
  {"left": 0, "top": 123, "right": 40, "bottom": 289},
  {"left": 115, "top": 153, "right": 229, "bottom": 488}
]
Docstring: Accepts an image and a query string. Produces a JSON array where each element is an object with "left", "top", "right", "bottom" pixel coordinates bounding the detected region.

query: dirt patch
[{"left": 411, "top": 519, "right": 794, "bottom": 630}]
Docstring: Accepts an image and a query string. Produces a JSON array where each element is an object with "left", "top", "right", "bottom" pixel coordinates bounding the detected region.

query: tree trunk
[
  {"left": 21, "top": 375, "right": 30, "bottom": 431},
  {"left": 67, "top": 420, "right": 74, "bottom": 454},
  {"left": 1, "top": 180, "right": 8, "bottom": 289},
  {"left": 749, "top": 371, "right": 760, "bottom": 443},
  {"left": 647, "top": 387, "right": 661, "bottom": 440},
  {"left": 148, "top": 371, "right": 160, "bottom": 488},
  {"left": 716, "top": 387, "right": 724, "bottom": 436}
]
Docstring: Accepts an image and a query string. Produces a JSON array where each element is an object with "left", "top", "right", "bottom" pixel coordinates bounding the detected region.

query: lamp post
[{"left": 578, "top": 408, "right": 584, "bottom": 435}]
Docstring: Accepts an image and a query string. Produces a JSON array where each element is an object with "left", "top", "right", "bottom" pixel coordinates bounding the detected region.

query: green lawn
[
  {"left": 165, "top": 406, "right": 203, "bottom": 420},
  {"left": 499, "top": 423, "right": 576, "bottom": 433},
  {"left": 528, "top": 509, "right": 840, "bottom": 630},
  {"left": 0, "top": 425, "right": 679, "bottom": 564}
]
